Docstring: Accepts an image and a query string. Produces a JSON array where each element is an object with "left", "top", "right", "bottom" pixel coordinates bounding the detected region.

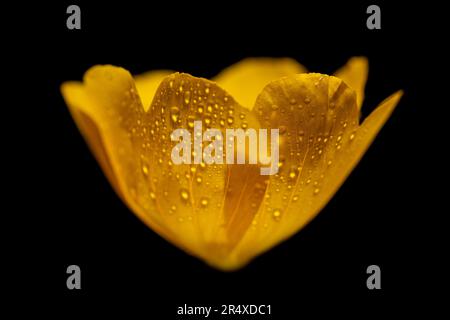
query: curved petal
[
  {"left": 134, "top": 70, "right": 174, "bottom": 111},
  {"left": 334, "top": 56, "right": 368, "bottom": 111},
  {"left": 61, "top": 66, "right": 266, "bottom": 270},
  {"left": 61, "top": 67, "right": 178, "bottom": 245},
  {"left": 230, "top": 74, "right": 401, "bottom": 266},
  {"left": 214, "top": 57, "right": 307, "bottom": 110}
]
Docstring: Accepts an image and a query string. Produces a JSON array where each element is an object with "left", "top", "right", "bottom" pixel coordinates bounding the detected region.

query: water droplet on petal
[
  {"left": 289, "top": 169, "right": 297, "bottom": 179},
  {"left": 180, "top": 189, "right": 189, "bottom": 201},
  {"left": 200, "top": 198, "right": 209, "bottom": 207},
  {"left": 170, "top": 106, "right": 180, "bottom": 123},
  {"left": 272, "top": 209, "right": 282, "bottom": 221},
  {"left": 142, "top": 163, "right": 149, "bottom": 176},
  {"left": 187, "top": 115, "right": 195, "bottom": 128}
]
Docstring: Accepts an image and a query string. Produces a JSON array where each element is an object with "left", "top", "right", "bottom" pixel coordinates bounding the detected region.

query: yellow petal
[
  {"left": 214, "top": 57, "right": 306, "bottom": 110},
  {"left": 229, "top": 74, "right": 402, "bottom": 266},
  {"left": 62, "top": 66, "right": 178, "bottom": 243},
  {"left": 334, "top": 56, "right": 368, "bottom": 110},
  {"left": 134, "top": 70, "right": 174, "bottom": 111},
  {"left": 61, "top": 66, "right": 265, "bottom": 269},
  {"left": 60, "top": 82, "right": 122, "bottom": 199}
]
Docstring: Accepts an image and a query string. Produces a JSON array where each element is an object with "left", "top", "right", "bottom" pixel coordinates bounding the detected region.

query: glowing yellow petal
[
  {"left": 134, "top": 70, "right": 174, "bottom": 111},
  {"left": 214, "top": 57, "right": 306, "bottom": 110},
  {"left": 61, "top": 66, "right": 177, "bottom": 243},
  {"left": 334, "top": 56, "right": 368, "bottom": 110},
  {"left": 61, "top": 66, "right": 265, "bottom": 270},
  {"left": 60, "top": 82, "right": 121, "bottom": 200},
  {"left": 229, "top": 74, "right": 402, "bottom": 267}
]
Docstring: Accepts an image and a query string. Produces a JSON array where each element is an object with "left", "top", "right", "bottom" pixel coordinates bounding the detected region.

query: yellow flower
[{"left": 61, "top": 57, "right": 402, "bottom": 271}]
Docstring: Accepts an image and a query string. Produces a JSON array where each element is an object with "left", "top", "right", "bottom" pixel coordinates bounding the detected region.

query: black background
[{"left": 5, "top": 0, "right": 443, "bottom": 317}]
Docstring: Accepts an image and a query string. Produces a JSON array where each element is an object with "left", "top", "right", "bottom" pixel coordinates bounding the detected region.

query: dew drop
[
  {"left": 200, "top": 197, "right": 209, "bottom": 207},
  {"left": 227, "top": 117, "right": 234, "bottom": 125},
  {"left": 272, "top": 209, "right": 282, "bottom": 221},
  {"left": 142, "top": 163, "right": 149, "bottom": 176},
  {"left": 314, "top": 188, "right": 320, "bottom": 195},
  {"left": 187, "top": 115, "right": 195, "bottom": 128},
  {"left": 180, "top": 189, "right": 189, "bottom": 201},
  {"left": 289, "top": 169, "right": 297, "bottom": 179},
  {"left": 170, "top": 106, "right": 180, "bottom": 123}
]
